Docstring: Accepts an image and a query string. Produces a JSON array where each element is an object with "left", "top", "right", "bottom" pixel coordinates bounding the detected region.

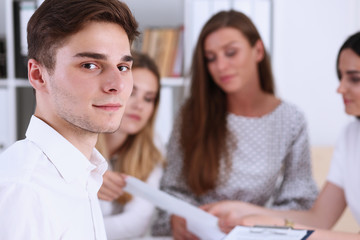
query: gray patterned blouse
[{"left": 152, "top": 101, "right": 318, "bottom": 236}]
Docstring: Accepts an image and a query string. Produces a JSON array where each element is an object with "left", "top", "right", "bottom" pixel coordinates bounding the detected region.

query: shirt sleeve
[
  {"left": 271, "top": 111, "right": 319, "bottom": 210},
  {"left": 102, "top": 165, "right": 163, "bottom": 239},
  {"left": 0, "top": 182, "right": 53, "bottom": 240}
]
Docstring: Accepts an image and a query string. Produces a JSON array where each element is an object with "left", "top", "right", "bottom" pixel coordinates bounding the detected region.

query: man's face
[{"left": 43, "top": 21, "right": 133, "bottom": 134}]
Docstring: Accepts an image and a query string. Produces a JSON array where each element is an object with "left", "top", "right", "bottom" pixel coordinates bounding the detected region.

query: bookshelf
[{"left": 122, "top": 0, "right": 186, "bottom": 145}]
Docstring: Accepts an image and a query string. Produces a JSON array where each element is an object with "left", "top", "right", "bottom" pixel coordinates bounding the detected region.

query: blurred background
[{"left": 0, "top": 0, "right": 359, "bottom": 150}]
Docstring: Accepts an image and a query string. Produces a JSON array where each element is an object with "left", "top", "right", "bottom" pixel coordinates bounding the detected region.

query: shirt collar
[{"left": 25, "top": 115, "right": 107, "bottom": 184}]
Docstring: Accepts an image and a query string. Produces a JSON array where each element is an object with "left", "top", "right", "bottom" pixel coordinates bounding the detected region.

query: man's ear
[
  {"left": 254, "top": 39, "right": 265, "bottom": 63},
  {"left": 28, "top": 59, "right": 48, "bottom": 91}
]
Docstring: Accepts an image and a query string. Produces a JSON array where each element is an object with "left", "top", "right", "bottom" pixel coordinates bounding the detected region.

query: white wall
[
  {"left": 123, "top": 0, "right": 183, "bottom": 30},
  {"left": 272, "top": 0, "right": 360, "bottom": 145}
]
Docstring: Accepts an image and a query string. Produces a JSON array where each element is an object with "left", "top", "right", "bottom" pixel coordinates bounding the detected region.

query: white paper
[
  {"left": 223, "top": 225, "right": 310, "bottom": 240},
  {"left": 124, "top": 176, "right": 226, "bottom": 240}
]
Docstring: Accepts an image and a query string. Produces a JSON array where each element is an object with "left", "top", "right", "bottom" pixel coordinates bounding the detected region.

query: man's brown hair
[{"left": 27, "top": 0, "right": 139, "bottom": 72}]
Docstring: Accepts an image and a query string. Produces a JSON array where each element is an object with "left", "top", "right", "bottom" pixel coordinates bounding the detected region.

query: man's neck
[{"left": 34, "top": 113, "right": 98, "bottom": 160}]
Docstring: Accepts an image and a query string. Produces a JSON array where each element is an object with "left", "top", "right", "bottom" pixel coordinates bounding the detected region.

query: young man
[{"left": 0, "top": 0, "right": 138, "bottom": 239}]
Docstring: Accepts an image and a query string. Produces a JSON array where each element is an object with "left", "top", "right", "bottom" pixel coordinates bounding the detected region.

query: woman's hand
[
  {"left": 98, "top": 170, "right": 126, "bottom": 201},
  {"left": 171, "top": 215, "right": 200, "bottom": 240},
  {"left": 201, "top": 201, "right": 266, "bottom": 233},
  {"left": 238, "top": 214, "right": 285, "bottom": 227}
]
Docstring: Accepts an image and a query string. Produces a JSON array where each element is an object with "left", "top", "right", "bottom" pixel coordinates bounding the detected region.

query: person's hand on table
[
  {"left": 201, "top": 200, "right": 264, "bottom": 233},
  {"left": 200, "top": 201, "right": 255, "bottom": 233},
  {"left": 237, "top": 214, "right": 285, "bottom": 227},
  {"left": 171, "top": 215, "right": 200, "bottom": 240},
  {"left": 98, "top": 170, "right": 126, "bottom": 201}
]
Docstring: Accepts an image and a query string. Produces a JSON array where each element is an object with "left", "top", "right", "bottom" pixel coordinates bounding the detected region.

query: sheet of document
[
  {"left": 124, "top": 176, "right": 226, "bottom": 240},
  {"left": 223, "top": 225, "right": 312, "bottom": 240}
]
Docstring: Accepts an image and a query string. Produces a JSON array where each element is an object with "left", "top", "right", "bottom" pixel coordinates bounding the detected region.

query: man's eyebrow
[
  {"left": 121, "top": 54, "right": 133, "bottom": 63},
  {"left": 73, "top": 52, "right": 107, "bottom": 60},
  {"left": 73, "top": 52, "right": 133, "bottom": 63}
]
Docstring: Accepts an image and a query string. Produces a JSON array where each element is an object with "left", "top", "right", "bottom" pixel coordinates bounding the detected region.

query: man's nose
[{"left": 103, "top": 67, "right": 125, "bottom": 94}]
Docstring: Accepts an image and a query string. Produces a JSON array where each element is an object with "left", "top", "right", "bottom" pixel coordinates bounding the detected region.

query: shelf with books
[{"left": 140, "top": 26, "right": 184, "bottom": 79}]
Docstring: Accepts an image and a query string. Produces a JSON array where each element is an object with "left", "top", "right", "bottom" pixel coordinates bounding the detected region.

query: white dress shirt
[{"left": 0, "top": 115, "right": 108, "bottom": 240}]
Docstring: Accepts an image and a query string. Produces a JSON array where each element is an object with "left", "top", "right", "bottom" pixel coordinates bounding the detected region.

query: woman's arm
[
  {"left": 293, "top": 181, "right": 346, "bottom": 229},
  {"left": 271, "top": 111, "right": 318, "bottom": 210},
  {"left": 309, "top": 229, "right": 360, "bottom": 240},
  {"left": 203, "top": 182, "right": 347, "bottom": 233}
]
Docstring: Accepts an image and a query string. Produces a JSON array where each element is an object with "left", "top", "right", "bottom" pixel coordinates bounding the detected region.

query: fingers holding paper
[
  {"left": 98, "top": 170, "right": 126, "bottom": 201},
  {"left": 201, "top": 200, "right": 266, "bottom": 233},
  {"left": 171, "top": 215, "right": 200, "bottom": 240}
]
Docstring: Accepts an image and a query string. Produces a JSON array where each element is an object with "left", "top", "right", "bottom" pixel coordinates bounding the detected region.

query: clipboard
[{"left": 222, "top": 225, "right": 314, "bottom": 240}]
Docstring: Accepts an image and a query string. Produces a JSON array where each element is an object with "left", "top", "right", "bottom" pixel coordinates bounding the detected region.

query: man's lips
[{"left": 93, "top": 103, "right": 122, "bottom": 111}]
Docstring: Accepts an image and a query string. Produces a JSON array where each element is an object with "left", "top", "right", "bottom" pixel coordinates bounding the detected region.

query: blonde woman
[{"left": 97, "top": 52, "right": 164, "bottom": 239}]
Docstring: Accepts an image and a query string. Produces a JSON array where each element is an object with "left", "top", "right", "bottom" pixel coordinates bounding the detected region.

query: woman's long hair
[
  {"left": 180, "top": 10, "right": 275, "bottom": 196},
  {"left": 97, "top": 52, "right": 163, "bottom": 204}
]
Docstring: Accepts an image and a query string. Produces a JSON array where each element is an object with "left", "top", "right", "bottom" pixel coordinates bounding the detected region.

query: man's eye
[
  {"left": 118, "top": 66, "right": 129, "bottom": 72},
  {"left": 82, "top": 63, "right": 97, "bottom": 70}
]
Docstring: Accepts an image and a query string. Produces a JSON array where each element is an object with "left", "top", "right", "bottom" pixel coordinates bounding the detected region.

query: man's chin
[{"left": 101, "top": 124, "right": 121, "bottom": 134}]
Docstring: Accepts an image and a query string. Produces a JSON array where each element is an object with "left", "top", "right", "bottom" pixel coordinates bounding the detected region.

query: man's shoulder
[{"left": 0, "top": 139, "right": 44, "bottom": 182}]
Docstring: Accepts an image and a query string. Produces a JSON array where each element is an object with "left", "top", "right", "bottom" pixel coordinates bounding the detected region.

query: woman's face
[
  {"left": 118, "top": 67, "right": 158, "bottom": 135},
  {"left": 204, "top": 27, "right": 263, "bottom": 94},
  {"left": 337, "top": 49, "right": 360, "bottom": 116}
]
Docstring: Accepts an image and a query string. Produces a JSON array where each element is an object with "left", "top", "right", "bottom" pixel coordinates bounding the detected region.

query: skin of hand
[
  {"left": 171, "top": 215, "right": 200, "bottom": 240},
  {"left": 98, "top": 170, "right": 126, "bottom": 201},
  {"left": 238, "top": 214, "right": 285, "bottom": 228},
  {"left": 201, "top": 200, "right": 265, "bottom": 233}
]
